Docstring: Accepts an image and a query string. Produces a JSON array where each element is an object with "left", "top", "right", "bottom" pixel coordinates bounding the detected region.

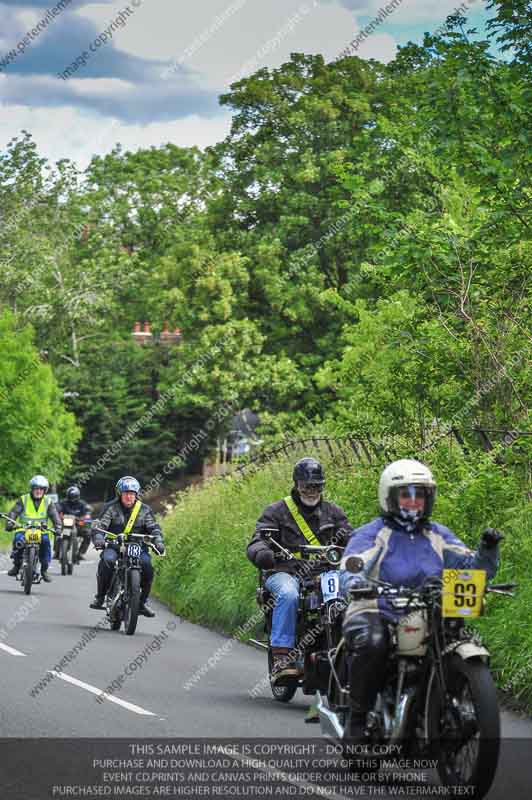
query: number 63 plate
[
  {"left": 127, "top": 543, "right": 142, "bottom": 558},
  {"left": 442, "top": 569, "right": 486, "bottom": 618}
]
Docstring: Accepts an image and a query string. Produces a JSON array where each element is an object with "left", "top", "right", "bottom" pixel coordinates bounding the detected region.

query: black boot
[
  {"left": 41, "top": 565, "right": 52, "bottom": 583},
  {"left": 90, "top": 574, "right": 106, "bottom": 609},
  {"left": 7, "top": 565, "right": 19, "bottom": 577},
  {"left": 139, "top": 583, "right": 155, "bottom": 617}
]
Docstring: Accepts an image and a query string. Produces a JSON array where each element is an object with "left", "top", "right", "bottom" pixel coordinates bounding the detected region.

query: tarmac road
[{"left": 0, "top": 549, "right": 531, "bottom": 799}]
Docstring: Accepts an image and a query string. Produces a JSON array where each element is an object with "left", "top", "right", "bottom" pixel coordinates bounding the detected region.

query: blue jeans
[
  {"left": 264, "top": 571, "right": 300, "bottom": 648},
  {"left": 12, "top": 531, "right": 51, "bottom": 569}
]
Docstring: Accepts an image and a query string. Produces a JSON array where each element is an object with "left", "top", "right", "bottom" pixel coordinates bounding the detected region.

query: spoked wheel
[
  {"left": 267, "top": 648, "right": 298, "bottom": 703},
  {"left": 22, "top": 556, "right": 33, "bottom": 595},
  {"left": 107, "top": 575, "right": 122, "bottom": 631},
  {"left": 124, "top": 569, "right": 140, "bottom": 636},
  {"left": 61, "top": 538, "right": 69, "bottom": 576},
  {"left": 69, "top": 535, "right": 77, "bottom": 574},
  {"left": 427, "top": 656, "right": 500, "bottom": 799}
]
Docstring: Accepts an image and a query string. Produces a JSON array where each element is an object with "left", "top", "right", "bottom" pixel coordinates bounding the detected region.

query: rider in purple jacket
[{"left": 339, "top": 458, "right": 503, "bottom": 740}]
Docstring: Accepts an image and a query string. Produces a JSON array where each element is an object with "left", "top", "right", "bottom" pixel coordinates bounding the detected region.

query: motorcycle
[
  {"left": 1, "top": 512, "right": 54, "bottom": 595},
  {"left": 256, "top": 528, "right": 345, "bottom": 704},
  {"left": 91, "top": 526, "right": 163, "bottom": 635},
  {"left": 59, "top": 514, "right": 78, "bottom": 575},
  {"left": 317, "top": 563, "right": 517, "bottom": 799}
]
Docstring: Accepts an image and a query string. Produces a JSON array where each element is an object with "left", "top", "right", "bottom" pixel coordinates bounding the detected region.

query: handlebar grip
[{"left": 488, "top": 582, "right": 518, "bottom": 591}]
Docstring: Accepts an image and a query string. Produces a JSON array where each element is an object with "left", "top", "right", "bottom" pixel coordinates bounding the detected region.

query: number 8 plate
[
  {"left": 442, "top": 569, "right": 486, "bottom": 618},
  {"left": 320, "top": 571, "right": 340, "bottom": 601},
  {"left": 127, "top": 543, "right": 142, "bottom": 558}
]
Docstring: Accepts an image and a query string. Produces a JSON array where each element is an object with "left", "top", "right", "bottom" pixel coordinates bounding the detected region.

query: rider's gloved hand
[
  {"left": 480, "top": 528, "right": 504, "bottom": 549},
  {"left": 255, "top": 549, "right": 276, "bottom": 570},
  {"left": 154, "top": 538, "right": 165, "bottom": 555},
  {"left": 5, "top": 521, "right": 14, "bottom": 532}
]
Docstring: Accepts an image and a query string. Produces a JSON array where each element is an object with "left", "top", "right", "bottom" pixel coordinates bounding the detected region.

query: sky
[{"left": 0, "top": 0, "right": 493, "bottom": 169}]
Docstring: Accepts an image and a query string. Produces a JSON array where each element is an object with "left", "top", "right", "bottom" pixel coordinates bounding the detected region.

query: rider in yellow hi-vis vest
[
  {"left": 247, "top": 457, "right": 353, "bottom": 684},
  {"left": 5, "top": 475, "right": 62, "bottom": 582}
]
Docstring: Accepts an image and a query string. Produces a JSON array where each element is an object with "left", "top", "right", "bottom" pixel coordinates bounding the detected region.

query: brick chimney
[
  {"left": 160, "top": 323, "right": 182, "bottom": 345},
  {"left": 132, "top": 321, "right": 153, "bottom": 345}
]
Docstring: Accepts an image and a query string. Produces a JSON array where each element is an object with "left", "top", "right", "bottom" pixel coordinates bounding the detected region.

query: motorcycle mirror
[{"left": 345, "top": 555, "right": 364, "bottom": 574}]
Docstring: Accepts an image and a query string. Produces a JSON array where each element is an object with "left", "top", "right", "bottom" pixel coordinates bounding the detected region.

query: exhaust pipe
[{"left": 316, "top": 691, "right": 345, "bottom": 740}]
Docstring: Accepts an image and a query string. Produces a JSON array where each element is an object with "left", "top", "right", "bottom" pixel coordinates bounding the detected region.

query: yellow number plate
[
  {"left": 442, "top": 569, "right": 486, "bottom": 618},
  {"left": 25, "top": 530, "right": 42, "bottom": 544}
]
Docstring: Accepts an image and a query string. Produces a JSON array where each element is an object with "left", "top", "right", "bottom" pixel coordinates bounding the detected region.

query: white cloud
[
  {"left": 336, "top": 0, "right": 479, "bottom": 24},
  {"left": 356, "top": 31, "right": 398, "bottom": 62},
  {"left": 78, "top": 0, "right": 358, "bottom": 91},
  {"left": 0, "top": 102, "right": 232, "bottom": 169}
]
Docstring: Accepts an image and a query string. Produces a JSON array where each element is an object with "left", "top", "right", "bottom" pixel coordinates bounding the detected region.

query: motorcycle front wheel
[
  {"left": 69, "top": 534, "right": 77, "bottom": 574},
  {"left": 22, "top": 549, "right": 33, "bottom": 595},
  {"left": 61, "top": 537, "right": 70, "bottom": 576},
  {"left": 426, "top": 655, "right": 500, "bottom": 799},
  {"left": 124, "top": 568, "right": 140, "bottom": 636}
]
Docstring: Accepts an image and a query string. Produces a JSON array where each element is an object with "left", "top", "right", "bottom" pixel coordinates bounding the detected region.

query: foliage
[{"left": 0, "top": 311, "right": 80, "bottom": 495}]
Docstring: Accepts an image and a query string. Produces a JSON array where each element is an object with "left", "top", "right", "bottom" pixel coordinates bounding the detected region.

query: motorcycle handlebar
[
  {"left": 93, "top": 528, "right": 164, "bottom": 555},
  {"left": 0, "top": 512, "right": 54, "bottom": 534}
]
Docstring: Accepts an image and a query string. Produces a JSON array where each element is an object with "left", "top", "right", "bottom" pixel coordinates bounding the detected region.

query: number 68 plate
[{"left": 442, "top": 569, "right": 486, "bottom": 618}]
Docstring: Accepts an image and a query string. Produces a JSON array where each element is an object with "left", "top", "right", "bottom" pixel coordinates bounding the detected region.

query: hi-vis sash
[
  {"left": 284, "top": 496, "right": 321, "bottom": 557},
  {"left": 123, "top": 500, "right": 142, "bottom": 535}
]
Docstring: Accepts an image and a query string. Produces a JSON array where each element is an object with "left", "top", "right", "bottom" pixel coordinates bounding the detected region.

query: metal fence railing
[{"left": 230, "top": 427, "right": 532, "bottom": 478}]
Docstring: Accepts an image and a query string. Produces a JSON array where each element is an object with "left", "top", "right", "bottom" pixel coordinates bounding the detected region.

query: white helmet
[
  {"left": 378, "top": 459, "right": 436, "bottom": 520},
  {"left": 29, "top": 474, "right": 49, "bottom": 492}
]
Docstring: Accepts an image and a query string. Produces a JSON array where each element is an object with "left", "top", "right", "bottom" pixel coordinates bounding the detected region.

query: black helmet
[
  {"left": 293, "top": 457, "right": 325, "bottom": 486},
  {"left": 66, "top": 486, "right": 81, "bottom": 502}
]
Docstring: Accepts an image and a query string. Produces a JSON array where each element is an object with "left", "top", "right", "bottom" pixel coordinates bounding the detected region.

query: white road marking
[
  {"left": 0, "top": 642, "right": 26, "bottom": 656},
  {"left": 48, "top": 670, "right": 157, "bottom": 716}
]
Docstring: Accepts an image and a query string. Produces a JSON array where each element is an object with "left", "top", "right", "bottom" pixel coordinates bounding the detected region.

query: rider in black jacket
[
  {"left": 247, "top": 457, "right": 353, "bottom": 683},
  {"left": 90, "top": 476, "right": 164, "bottom": 618},
  {"left": 56, "top": 486, "right": 91, "bottom": 560}
]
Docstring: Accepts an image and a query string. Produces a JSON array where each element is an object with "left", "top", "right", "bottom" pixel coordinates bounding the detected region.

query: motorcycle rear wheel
[{"left": 427, "top": 655, "right": 500, "bottom": 799}]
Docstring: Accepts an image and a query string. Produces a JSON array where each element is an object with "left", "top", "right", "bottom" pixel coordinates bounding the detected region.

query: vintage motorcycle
[
  {"left": 317, "top": 563, "right": 516, "bottom": 799},
  {"left": 59, "top": 513, "right": 78, "bottom": 575},
  {"left": 1, "top": 512, "right": 54, "bottom": 595},
  {"left": 256, "top": 528, "right": 346, "bottom": 703},
  {"left": 91, "top": 526, "right": 163, "bottom": 635}
]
